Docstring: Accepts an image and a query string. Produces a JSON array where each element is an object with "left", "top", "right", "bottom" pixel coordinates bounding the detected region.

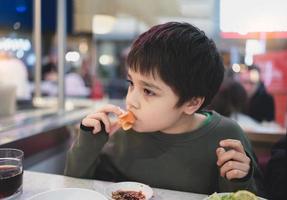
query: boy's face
[{"left": 126, "top": 69, "right": 190, "bottom": 133}]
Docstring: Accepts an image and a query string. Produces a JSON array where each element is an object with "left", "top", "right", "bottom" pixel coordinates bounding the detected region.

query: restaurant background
[{"left": 0, "top": 0, "right": 286, "bottom": 182}]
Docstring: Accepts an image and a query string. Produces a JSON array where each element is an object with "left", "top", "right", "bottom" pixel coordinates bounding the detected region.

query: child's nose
[{"left": 126, "top": 90, "right": 140, "bottom": 110}]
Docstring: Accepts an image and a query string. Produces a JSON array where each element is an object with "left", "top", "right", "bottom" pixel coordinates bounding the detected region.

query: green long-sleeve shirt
[{"left": 65, "top": 111, "right": 264, "bottom": 195}]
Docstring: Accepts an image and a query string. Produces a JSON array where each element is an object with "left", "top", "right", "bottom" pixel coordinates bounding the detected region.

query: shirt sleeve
[{"left": 64, "top": 124, "right": 109, "bottom": 178}]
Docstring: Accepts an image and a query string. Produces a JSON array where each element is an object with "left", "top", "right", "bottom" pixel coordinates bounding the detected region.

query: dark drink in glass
[
  {"left": 0, "top": 149, "right": 24, "bottom": 199},
  {"left": 0, "top": 165, "right": 23, "bottom": 198}
]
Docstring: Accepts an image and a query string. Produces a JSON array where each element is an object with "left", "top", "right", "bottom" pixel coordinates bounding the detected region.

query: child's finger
[
  {"left": 217, "top": 149, "right": 250, "bottom": 166},
  {"left": 82, "top": 117, "right": 99, "bottom": 128},
  {"left": 92, "top": 113, "right": 111, "bottom": 133},
  {"left": 85, "top": 112, "right": 112, "bottom": 133},
  {"left": 97, "top": 104, "right": 124, "bottom": 116},
  {"left": 225, "top": 169, "right": 248, "bottom": 180},
  {"left": 81, "top": 118, "right": 102, "bottom": 134},
  {"left": 219, "top": 139, "right": 245, "bottom": 154},
  {"left": 219, "top": 160, "right": 250, "bottom": 178},
  {"left": 216, "top": 147, "right": 225, "bottom": 157},
  {"left": 92, "top": 122, "right": 101, "bottom": 134}
]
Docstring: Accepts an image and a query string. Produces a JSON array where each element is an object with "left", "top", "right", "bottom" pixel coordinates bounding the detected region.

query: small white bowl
[
  {"left": 105, "top": 181, "right": 153, "bottom": 199},
  {"left": 28, "top": 188, "right": 108, "bottom": 200}
]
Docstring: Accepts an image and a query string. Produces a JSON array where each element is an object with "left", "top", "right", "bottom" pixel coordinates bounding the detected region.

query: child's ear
[{"left": 183, "top": 97, "right": 205, "bottom": 115}]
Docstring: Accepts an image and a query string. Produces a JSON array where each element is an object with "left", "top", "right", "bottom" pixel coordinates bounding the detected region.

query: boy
[{"left": 65, "top": 22, "right": 263, "bottom": 195}]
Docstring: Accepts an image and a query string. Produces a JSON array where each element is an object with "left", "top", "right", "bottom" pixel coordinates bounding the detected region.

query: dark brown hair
[{"left": 127, "top": 22, "right": 224, "bottom": 109}]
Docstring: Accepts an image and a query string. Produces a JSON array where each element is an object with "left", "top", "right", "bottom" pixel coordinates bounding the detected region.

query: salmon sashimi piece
[{"left": 118, "top": 111, "right": 135, "bottom": 130}]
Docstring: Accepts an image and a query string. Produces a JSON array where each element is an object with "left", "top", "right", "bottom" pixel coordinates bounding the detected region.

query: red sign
[
  {"left": 221, "top": 32, "right": 287, "bottom": 39},
  {"left": 254, "top": 51, "right": 287, "bottom": 126}
]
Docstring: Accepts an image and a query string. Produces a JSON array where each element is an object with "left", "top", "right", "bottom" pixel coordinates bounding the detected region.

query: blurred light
[
  {"left": 16, "top": 6, "right": 27, "bottom": 13},
  {"left": 245, "top": 39, "right": 265, "bottom": 66},
  {"left": 0, "top": 37, "right": 31, "bottom": 51},
  {"left": 244, "top": 55, "right": 253, "bottom": 66},
  {"left": 13, "top": 22, "right": 21, "bottom": 30},
  {"left": 65, "top": 51, "right": 80, "bottom": 62},
  {"left": 16, "top": 50, "right": 24, "bottom": 58},
  {"left": 232, "top": 63, "right": 241, "bottom": 73},
  {"left": 32, "top": 97, "right": 45, "bottom": 106},
  {"left": 245, "top": 40, "right": 265, "bottom": 55},
  {"left": 65, "top": 101, "right": 74, "bottom": 111},
  {"left": 79, "top": 42, "right": 88, "bottom": 54},
  {"left": 26, "top": 53, "right": 35, "bottom": 66},
  {"left": 99, "top": 54, "right": 114, "bottom": 65},
  {"left": 250, "top": 69, "right": 260, "bottom": 83},
  {"left": 16, "top": 0, "right": 27, "bottom": 13},
  {"left": 220, "top": 0, "right": 287, "bottom": 33},
  {"left": 93, "top": 15, "right": 116, "bottom": 34},
  {"left": 238, "top": 31, "right": 248, "bottom": 35}
]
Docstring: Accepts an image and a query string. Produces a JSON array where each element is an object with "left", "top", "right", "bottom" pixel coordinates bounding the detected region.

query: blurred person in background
[
  {"left": 210, "top": 78, "right": 283, "bottom": 133},
  {"left": 41, "top": 61, "right": 58, "bottom": 96},
  {"left": 39, "top": 61, "right": 90, "bottom": 97},
  {"left": 0, "top": 51, "right": 31, "bottom": 100},
  {"left": 106, "top": 47, "right": 129, "bottom": 99},
  {"left": 79, "top": 57, "right": 93, "bottom": 89},
  {"left": 65, "top": 64, "right": 91, "bottom": 97},
  {"left": 210, "top": 79, "right": 264, "bottom": 132},
  {"left": 239, "top": 65, "right": 275, "bottom": 122},
  {"left": 210, "top": 79, "right": 247, "bottom": 117}
]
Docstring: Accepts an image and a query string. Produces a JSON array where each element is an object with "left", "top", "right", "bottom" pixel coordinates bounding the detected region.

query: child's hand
[
  {"left": 82, "top": 104, "right": 124, "bottom": 135},
  {"left": 216, "top": 139, "right": 251, "bottom": 180}
]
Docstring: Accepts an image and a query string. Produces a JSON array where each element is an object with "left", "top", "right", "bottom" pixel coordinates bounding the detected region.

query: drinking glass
[{"left": 0, "top": 148, "right": 24, "bottom": 199}]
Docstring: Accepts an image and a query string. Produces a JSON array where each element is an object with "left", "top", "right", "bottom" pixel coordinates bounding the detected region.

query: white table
[{"left": 20, "top": 171, "right": 208, "bottom": 200}]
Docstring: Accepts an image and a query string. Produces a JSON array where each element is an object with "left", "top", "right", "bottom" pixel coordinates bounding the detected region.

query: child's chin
[
  {"left": 131, "top": 126, "right": 143, "bottom": 132},
  {"left": 132, "top": 126, "right": 154, "bottom": 133}
]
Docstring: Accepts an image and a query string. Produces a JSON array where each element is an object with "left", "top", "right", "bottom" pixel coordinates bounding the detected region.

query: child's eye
[
  {"left": 143, "top": 88, "right": 155, "bottom": 96},
  {"left": 126, "top": 79, "right": 134, "bottom": 87}
]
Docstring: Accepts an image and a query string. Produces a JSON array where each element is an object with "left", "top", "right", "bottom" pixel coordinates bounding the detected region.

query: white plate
[
  {"left": 28, "top": 188, "right": 108, "bottom": 200},
  {"left": 203, "top": 192, "right": 266, "bottom": 200},
  {"left": 105, "top": 182, "right": 153, "bottom": 200}
]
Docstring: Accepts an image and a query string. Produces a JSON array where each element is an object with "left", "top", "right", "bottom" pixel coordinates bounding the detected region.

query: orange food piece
[{"left": 118, "top": 111, "right": 135, "bottom": 130}]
